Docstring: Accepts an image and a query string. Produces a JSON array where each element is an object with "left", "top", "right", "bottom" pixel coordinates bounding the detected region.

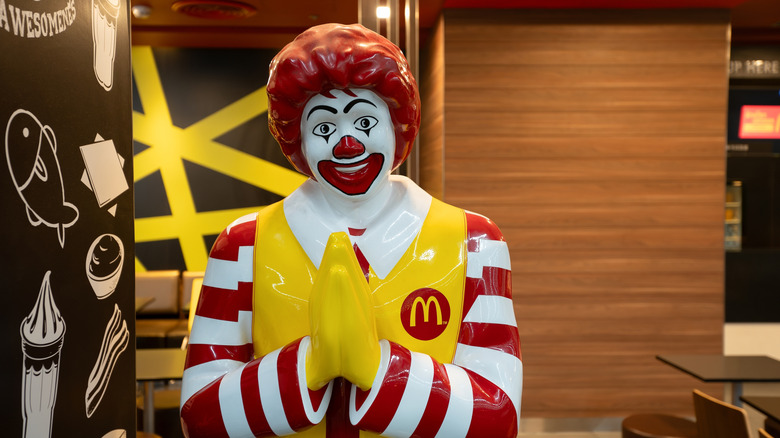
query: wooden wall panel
[
  {"left": 419, "top": 16, "right": 445, "bottom": 199},
  {"left": 422, "top": 9, "right": 730, "bottom": 419}
]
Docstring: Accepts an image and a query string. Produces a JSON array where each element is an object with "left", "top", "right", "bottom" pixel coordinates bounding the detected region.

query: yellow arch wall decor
[{"left": 132, "top": 46, "right": 306, "bottom": 272}]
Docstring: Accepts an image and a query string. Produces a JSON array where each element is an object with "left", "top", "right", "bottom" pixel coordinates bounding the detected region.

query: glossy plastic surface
[
  {"left": 181, "top": 23, "right": 521, "bottom": 438},
  {"left": 306, "top": 232, "right": 381, "bottom": 391},
  {"left": 267, "top": 23, "right": 420, "bottom": 178}
]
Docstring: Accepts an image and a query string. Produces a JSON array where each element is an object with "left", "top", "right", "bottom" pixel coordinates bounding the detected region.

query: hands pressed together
[{"left": 306, "top": 232, "right": 382, "bottom": 391}]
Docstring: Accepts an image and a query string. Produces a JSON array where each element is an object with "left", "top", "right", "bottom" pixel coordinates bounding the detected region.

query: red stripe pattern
[
  {"left": 181, "top": 375, "right": 230, "bottom": 438},
  {"left": 180, "top": 209, "right": 522, "bottom": 437},
  {"left": 466, "top": 370, "right": 517, "bottom": 437},
  {"left": 411, "top": 360, "right": 452, "bottom": 437},
  {"left": 186, "top": 343, "right": 255, "bottom": 368},
  {"left": 240, "top": 361, "right": 272, "bottom": 436},
  {"left": 195, "top": 282, "right": 253, "bottom": 323}
]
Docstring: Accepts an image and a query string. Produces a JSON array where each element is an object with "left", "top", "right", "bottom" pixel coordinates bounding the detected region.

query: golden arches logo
[
  {"left": 401, "top": 288, "right": 450, "bottom": 341},
  {"left": 410, "top": 296, "right": 443, "bottom": 327}
]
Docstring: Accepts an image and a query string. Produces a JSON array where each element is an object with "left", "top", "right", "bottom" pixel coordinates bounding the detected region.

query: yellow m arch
[{"left": 410, "top": 296, "right": 443, "bottom": 327}]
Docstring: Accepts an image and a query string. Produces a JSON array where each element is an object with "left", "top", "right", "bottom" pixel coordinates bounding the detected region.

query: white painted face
[{"left": 301, "top": 88, "right": 395, "bottom": 198}]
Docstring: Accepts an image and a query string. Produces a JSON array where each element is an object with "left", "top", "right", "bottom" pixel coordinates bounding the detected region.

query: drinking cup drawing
[{"left": 92, "top": 0, "right": 120, "bottom": 91}]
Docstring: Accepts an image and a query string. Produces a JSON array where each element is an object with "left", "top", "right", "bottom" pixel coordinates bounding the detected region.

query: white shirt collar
[{"left": 283, "top": 175, "right": 432, "bottom": 279}]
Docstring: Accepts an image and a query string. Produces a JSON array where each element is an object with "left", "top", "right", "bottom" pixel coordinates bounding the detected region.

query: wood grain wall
[
  {"left": 419, "top": 18, "right": 445, "bottom": 199},
  {"left": 420, "top": 9, "right": 730, "bottom": 419}
]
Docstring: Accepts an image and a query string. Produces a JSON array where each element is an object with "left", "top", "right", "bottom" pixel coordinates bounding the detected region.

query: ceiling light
[
  {"left": 131, "top": 4, "right": 152, "bottom": 19},
  {"left": 171, "top": 0, "right": 256, "bottom": 19},
  {"left": 376, "top": 6, "right": 390, "bottom": 19}
]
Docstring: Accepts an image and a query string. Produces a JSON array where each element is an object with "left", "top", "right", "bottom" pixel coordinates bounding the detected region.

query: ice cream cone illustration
[{"left": 20, "top": 271, "right": 65, "bottom": 438}]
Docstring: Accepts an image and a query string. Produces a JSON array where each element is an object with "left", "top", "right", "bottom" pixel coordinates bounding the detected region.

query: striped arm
[
  {"left": 460, "top": 211, "right": 521, "bottom": 435},
  {"left": 180, "top": 213, "right": 332, "bottom": 438},
  {"left": 347, "top": 212, "right": 522, "bottom": 438},
  {"left": 181, "top": 338, "right": 332, "bottom": 438}
]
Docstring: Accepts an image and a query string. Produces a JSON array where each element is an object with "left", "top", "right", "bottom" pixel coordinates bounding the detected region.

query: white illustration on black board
[
  {"left": 80, "top": 134, "right": 129, "bottom": 216},
  {"left": 86, "top": 303, "right": 129, "bottom": 418},
  {"left": 86, "top": 233, "right": 124, "bottom": 299},
  {"left": 5, "top": 109, "right": 79, "bottom": 248},
  {"left": 21, "top": 270, "right": 66, "bottom": 438},
  {"left": 92, "top": 0, "right": 120, "bottom": 90}
]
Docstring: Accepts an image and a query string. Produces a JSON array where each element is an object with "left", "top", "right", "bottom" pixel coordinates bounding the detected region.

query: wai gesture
[{"left": 305, "top": 232, "right": 382, "bottom": 391}]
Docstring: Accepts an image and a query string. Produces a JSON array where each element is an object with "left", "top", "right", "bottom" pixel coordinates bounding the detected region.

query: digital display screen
[{"left": 739, "top": 105, "right": 780, "bottom": 139}]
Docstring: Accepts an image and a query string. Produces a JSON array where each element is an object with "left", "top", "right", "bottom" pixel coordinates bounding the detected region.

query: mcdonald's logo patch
[{"left": 401, "top": 288, "right": 450, "bottom": 340}]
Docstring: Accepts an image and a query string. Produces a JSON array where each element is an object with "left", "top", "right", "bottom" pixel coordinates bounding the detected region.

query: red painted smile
[{"left": 317, "top": 153, "right": 385, "bottom": 195}]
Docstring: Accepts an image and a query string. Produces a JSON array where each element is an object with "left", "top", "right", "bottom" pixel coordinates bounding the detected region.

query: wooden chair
[
  {"left": 692, "top": 389, "right": 751, "bottom": 438},
  {"left": 181, "top": 270, "right": 204, "bottom": 320},
  {"left": 183, "top": 271, "right": 204, "bottom": 332},
  {"left": 165, "top": 271, "right": 204, "bottom": 348},
  {"left": 760, "top": 428, "right": 774, "bottom": 438},
  {"left": 767, "top": 417, "right": 780, "bottom": 438},
  {"left": 135, "top": 270, "right": 181, "bottom": 316},
  {"left": 136, "top": 270, "right": 185, "bottom": 348}
]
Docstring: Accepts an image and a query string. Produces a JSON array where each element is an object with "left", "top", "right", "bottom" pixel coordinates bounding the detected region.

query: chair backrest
[
  {"left": 692, "top": 389, "right": 751, "bottom": 438},
  {"left": 184, "top": 271, "right": 205, "bottom": 332},
  {"left": 135, "top": 270, "right": 181, "bottom": 315},
  {"left": 760, "top": 428, "right": 774, "bottom": 438},
  {"left": 181, "top": 270, "right": 205, "bottom": 314}
]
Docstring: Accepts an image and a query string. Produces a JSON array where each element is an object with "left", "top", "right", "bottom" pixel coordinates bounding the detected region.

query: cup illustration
[
  {"left": 21, "top": 271, "right": 66, "bottom": 438},
  {"left": 92, "top": 0, "right": 120, "bottom": 91},
  {"left": 86, "top": 234, "right": 124, "bottom": 299}
]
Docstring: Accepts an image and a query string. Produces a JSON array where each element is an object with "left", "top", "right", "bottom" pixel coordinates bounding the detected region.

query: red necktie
[{"left": 348, "top": 228, "right": 370, "bottom": 282}]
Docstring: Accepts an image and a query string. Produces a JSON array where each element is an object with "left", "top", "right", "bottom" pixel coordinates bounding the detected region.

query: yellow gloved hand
[{"left": 306, "top": 232, "right": 381, "bottom": 391}]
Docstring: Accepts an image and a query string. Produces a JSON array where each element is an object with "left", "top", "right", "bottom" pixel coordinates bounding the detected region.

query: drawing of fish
[{"left": 5, "top": 109, "right": 79, "bottom": 248}]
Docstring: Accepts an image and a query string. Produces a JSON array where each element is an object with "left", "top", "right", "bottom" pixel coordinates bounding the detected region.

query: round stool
[{"left": 622, "top": 413, "right": 698, "bottom": 438}]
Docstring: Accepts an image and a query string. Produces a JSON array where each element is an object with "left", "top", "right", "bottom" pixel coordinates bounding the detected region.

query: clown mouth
[
  {"left": 335, "top": 162, "right": 368, "bottom": 173},
  {"left": 318, "top": 153, "right": 384, "bottom": 196}
]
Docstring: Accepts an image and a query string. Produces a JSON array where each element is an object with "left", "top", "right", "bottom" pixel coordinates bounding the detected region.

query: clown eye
[
  {"left": 312, "top": 122, "right": 336, "bottom": 142},
  {"left": 354, "top": 116, "right": 378, "bottom": 136}
]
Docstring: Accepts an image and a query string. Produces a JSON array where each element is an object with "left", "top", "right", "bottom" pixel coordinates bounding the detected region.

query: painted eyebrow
[
  {"left": 307, "top": 105, "right": 338, "bottom": 120},
  {"left": 344, "top": 98, "right": 376, "bottom": 113}
]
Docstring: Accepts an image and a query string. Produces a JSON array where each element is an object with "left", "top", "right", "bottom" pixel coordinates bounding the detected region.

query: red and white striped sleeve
[
  {"left": 180, "top": 212, "right": 332, "bottom": 438},
  {"left": 348, "top": 211, "right": 522, "bottom": 438}
]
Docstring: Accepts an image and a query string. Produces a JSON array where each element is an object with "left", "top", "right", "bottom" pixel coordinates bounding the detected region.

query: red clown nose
[{"left": 333, "top": 136, "right": 365, "bottom": 159}]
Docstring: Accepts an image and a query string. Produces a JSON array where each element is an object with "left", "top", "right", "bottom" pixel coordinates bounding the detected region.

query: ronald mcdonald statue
[{"left": 180, "top": 23, "right": 522, "bottom": 438}]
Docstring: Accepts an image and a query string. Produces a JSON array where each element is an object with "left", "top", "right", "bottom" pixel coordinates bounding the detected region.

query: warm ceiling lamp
[
  {"left": 376, "top": 6, "right": 390, "bottom": 19},
  {"left": 171, "top": 0, "right": 256, "bottom": 19},
  {"left": 131, "top": 3, "right": 152, "bottom": 18}
]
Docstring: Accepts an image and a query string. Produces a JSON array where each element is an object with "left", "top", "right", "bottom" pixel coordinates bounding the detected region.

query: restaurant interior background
[{"left": 129, "top": 0, "right": 780, "bottom": 433}]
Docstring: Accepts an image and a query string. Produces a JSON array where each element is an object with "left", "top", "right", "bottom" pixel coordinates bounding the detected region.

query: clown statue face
[
  {"left": 301, "top": 88, "right": 395, "bottom": 201},
  {"left": 266, "top": 23, "right": 421, "bottom": 225}
]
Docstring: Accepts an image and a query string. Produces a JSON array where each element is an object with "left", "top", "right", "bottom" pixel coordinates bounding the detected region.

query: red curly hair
[{"left": 267, "top": 23, "right": 421, "bottom": 177}]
